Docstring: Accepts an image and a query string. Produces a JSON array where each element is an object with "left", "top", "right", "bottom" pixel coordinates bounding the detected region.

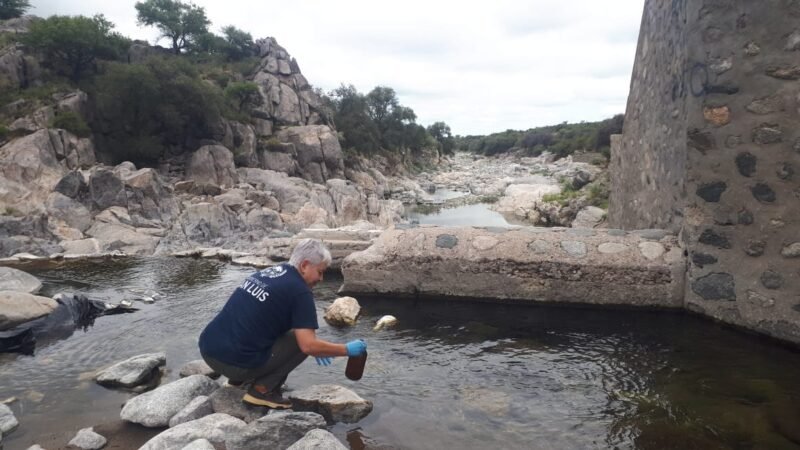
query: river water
[{"left": 1, "top": 258, "right": 800, "bottom": 449}]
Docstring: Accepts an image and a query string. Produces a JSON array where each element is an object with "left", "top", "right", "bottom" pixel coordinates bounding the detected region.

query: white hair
[{"left": 289, "top": 238, "right": 332, "bottom": 268}]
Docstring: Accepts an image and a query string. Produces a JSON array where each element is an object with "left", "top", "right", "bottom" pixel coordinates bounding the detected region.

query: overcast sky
[{"left": 30, "top": 0, "right": 645, "bottom": 136}]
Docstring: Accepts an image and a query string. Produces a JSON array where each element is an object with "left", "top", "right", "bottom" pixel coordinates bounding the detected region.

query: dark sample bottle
[{"left": 345, "top": 351, "right": 367, "bottom": 381}]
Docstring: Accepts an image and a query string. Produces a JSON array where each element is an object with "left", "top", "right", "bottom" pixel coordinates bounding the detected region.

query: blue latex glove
[
  {"left": 345, "top": 339, "right": 367, "bottom": 357},
  {"left": 315, "top": 357, "right": 332, "bottom": 366}
]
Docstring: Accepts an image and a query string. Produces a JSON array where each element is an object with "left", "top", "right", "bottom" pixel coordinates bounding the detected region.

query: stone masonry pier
[{"left": 340, "top": 226, "right": 685, "bottom": 308}]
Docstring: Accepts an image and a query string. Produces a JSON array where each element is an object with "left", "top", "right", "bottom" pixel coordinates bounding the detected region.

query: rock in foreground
[
  {"left": 289, "top": 385, "right": 372, "bottom": 424},
  {"left": 0, "top": 267, "right": 42, "bottom": 293},
  {"left": 0, "top": 291, "right": 58, "bottom": 331},
  {"left": 140, "top": 413, "right": 246, "bottom": 450},
  {"left": 226, "top": 411, "right": 326, "bottom": 450},
  {"left": 120, "top": 375, "right": 219, "bottom": 427},
  {"left": 287, "top": 429, "right": 348, "bottom": 450}
]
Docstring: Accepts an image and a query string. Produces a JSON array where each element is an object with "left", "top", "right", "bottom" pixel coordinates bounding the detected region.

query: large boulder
[
  {"left": 139, "top": 413, "right": 246, "bottom": 450},
  {"left": 178, "top": 202, "right": 243, "bottom": 244},
  {"left": 226, "top": 411, "right": 327, "bottom": 450},
  {"left": 94, "top": 352, "right": 166, "bottom": 388},
  {"left": 0, "top": 291, "right": 58, "bottom": 331},
  {"left": 88, "top": 168, "right": 127, "bottom": 211},
  {"left": 45, "top": 192, "right": 92, "bottom": 232},
  {"left": 187, "top": 145, "right": 238, "bottom": 188},
  {"left": 289, "top": 385, "right": 372, "bottom": 424},
  {"left": 84, "top": 221, "right": 160, "bottom": 255},
  {"left": 169, "top": 396, "right": 214, "bottom": 427},
  {"left": 224, "top": 121, "right": 258, "bottom": 167},
  {"left": 287, "top": 429, "right": 348, "bottom": 450},
  {"left": 0, "top": 129, "right": 67, "bottom": 214},
  {"left": 53, "top": 170, "right": 88, "bottom": 199},
  {"left": 0, "top": 267, "right": 42, "bottom": 293},
  {"left": 323, "top": 296, "right": 361, "bottom": 327},
  {"left": 325, "top": 179, "right": 366, "bottom": 225},
  {"left": 120, "top": 168, "right": 180, "bottom": 225},
  {"left": 276, "top": 126, "right": 344, "bottom": 183},
  {"left": 238, "top": 169, "right": 311, "bottom": 214},
  {"left": 48, "top": 129, "right": 96, "bottom": 169},
  {"left": 120, "top": 374, "right": 219, "bottom": 427}
]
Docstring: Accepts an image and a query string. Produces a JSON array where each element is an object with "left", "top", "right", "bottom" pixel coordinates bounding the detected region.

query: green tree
[
  {"left": 135, "top": 0, "right": 210, "bottom": 54},
  {"left": 23, "top": 15, "right": 129, "bottom": 82},
  {"left": 0, "top": 0, "right": 30, "bottom": 20},
  {"left": 427, "top": 121, "right": 455, "bottom": 154},
  {"left": 91, "top": 57, "right": 225, "bottom": 163},
  {"left": 328, "top": 84, "right": 380, "bottom": 153},
  {"left": 221, "top": 25, "right": 254, "bottom": 60},
  {"left": 224, "top": 81, "right": 262, "bottom": 113},
  {"left": 365, "top": 86, "right": 398, "bottom": 134}
]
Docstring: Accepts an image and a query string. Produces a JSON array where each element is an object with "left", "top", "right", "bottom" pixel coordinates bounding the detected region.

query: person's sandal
[{"left": 242, "top": 384, "right": 292, "bottom": 409}]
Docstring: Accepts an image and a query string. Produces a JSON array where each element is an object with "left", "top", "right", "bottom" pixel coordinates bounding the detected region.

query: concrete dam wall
[{"left": 609, "top": 0, "right": 800, "bottom": 344}]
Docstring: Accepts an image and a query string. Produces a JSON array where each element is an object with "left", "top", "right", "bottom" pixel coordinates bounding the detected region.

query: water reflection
[{"left": 1, "top": 260, "right": 799, "bottom": 449}]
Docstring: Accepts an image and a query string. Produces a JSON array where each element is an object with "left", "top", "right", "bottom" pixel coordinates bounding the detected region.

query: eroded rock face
[
  {"left": 187, "top": 145, "right": 239, "bottom": 188},
  {"left": 120, "top": 375, "right": 220, "bottom": 427},
  {"left": 0, "top": 129, "right": 67, "bottom": 214},
  {"left": 276, "top": 126, "right": 344, "bottom": 183}
]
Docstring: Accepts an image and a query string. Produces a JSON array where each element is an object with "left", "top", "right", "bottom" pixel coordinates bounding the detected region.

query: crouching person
[{"left": 199, "top": 238, "right": 367, "bottom": 408}]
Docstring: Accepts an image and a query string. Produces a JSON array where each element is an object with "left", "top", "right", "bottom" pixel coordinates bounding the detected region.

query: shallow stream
[{"left": 1, "top": 258, "right": 800, "bottom": 449}]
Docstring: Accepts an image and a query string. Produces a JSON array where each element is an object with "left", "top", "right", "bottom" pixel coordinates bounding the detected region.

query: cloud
[{"left": 25, "top": 0, "right": 645, "bottom": 135}]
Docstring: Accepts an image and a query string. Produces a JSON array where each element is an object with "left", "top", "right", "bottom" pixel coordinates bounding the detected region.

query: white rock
[
  {"left": 95, "top": 353, "right": 166, "bottom": 388},
  {"left": 169, "top": 396, "right": 214, "bottom": 427},
  {"left": 323, "top": 297, "right": 361, "bottom": 327},
  {"left": 121, "top": 375, "right": 219, "bottom": 427},
  {"left": 288, "top": 384, "right": 373, "bottom": 424},
  {"left": 180, "top": 439, "right": 216, "bottom": 450},
  {"left": 287, "top": 429, "right": 348, "bottom": 450},
  {"left": 0, "top": 291, "right": 58, "bottom": 331},
  {"left": 140, "top": 413, "right": 246, "bottom": 450},
  {"left": 67, "top": 427, "right": 107, "bottom": 450},
  {"left": 0, "top": 403, "right": 19, "bottom": 434},
  {"left": 373, "top": 315, "right": 398, "bottom": 331}
]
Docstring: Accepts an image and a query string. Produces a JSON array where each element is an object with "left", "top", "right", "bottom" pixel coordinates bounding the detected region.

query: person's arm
[{"left": 294, "top": 328, "right": 348, "bottom": 357}]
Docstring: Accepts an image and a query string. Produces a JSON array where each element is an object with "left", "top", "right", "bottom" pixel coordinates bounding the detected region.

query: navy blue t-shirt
[{"left": 199, "top": 263, "right": 318, "bottom": 368}]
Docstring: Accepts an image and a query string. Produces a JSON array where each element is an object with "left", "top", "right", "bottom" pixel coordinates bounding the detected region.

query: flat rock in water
[
  {"left": 287, "top": 429, "right": 348, "bottom": 450},
  {"left": 68, "top": 427, "right": 107, "bottom": 450},
  {"left": 0, "top": 267, "right": 42, "bottom": 293},
  {"left": 323, "top": 296, "right": 361, "bottom": 327},
  {"left": 226, "top": 411, "right": 327, "bottom": 450},
  {"left": 231, "top": 255, "right": 274, "bottom": 268},
  {"left": 289, "top": 385, "right": 372, "bottom": 424},
  {"left": 209, "top": 386, "right": 269, "bottom": 422},
  {"left": 0, "top": 403, "right": 19, "bottom": 434},
  {"left": 95, "top": 353, "right": 166, "bottom": 388},
  {"left": 179, "top": 360, "right": 218, "bottom": 378},
  {"left": 169, "top": 396, "right": 214, "bottom": 428},
  {"left": 0, "top": 291, "right": 58, "bottom": 331},
  {"left": 139, "top": 413, "right": 246, "bottom": 450},
  {"left": 120, "top": 375, "right": 219, "bottom": 427}
]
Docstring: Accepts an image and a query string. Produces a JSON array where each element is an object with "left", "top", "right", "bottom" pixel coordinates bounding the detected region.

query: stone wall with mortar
[
  {"left": 608, "top": 0, "right": 689, "bottom": 232},
  {"left": 611, "top": 0, "right": 800, "bottom": 344}
]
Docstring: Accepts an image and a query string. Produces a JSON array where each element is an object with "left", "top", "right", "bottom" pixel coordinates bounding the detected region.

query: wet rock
[
  {"left": 692, "top": 273, "right": 735, "bottom": 300},
  {"left": 140, "top": 413, "right": 246, "bottom": 450},
  {"left": 95, "top": 353, "right": 166, "bottom": 388},
  {"left": 0, "top": 291, "right": 58, "bottom": 331},
  {"left": 120, "top": 375, "right": 219, "bottom": 427},
  {"left": 0, "top": 267, "right": 42, "bottom": 294},
  {"left": 696, "top": 182, "right": 727, "bottom": 202},
  {"left": 324, "top": 296, "right": 361, "bottom": 327},
  {"left": 226, "top": 411, "right": 327, "bottom": 450},
  {"left": 208, "top": 386, "right": 269, "bottom": 422},
  {"left": 373, "top": 315, "right": 398, "bottom": 331},
  {"left": 179, "top": 360, "right": 218, "bottom": 379},
  {"left": 760, "top": 271, "right": 783, "bottom": 290},
  {"left": 67, "top": 427, "right": 106, "bottom": 450},
  {"left": 169, "top": 396, "right": 214, "bottom": 427},
  {"left": 698, "top": 229, "right": 731, "bottom": 249},
  {"left": 287, "top": 429, "right": 348, "bottom": 450},
  {"left": 181, "top": 439, "right": 216, "bottom": 450},
  {"left": 289, "top": 384, "right": 373, "bottom": 424},
  {"left": 0, "top": 403, "right": 19, "bottom": 435}
]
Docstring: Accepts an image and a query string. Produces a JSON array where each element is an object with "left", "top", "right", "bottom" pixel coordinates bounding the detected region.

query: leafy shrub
[{"left": 51, "top": 110, "right": 91, "bottom": 137}]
